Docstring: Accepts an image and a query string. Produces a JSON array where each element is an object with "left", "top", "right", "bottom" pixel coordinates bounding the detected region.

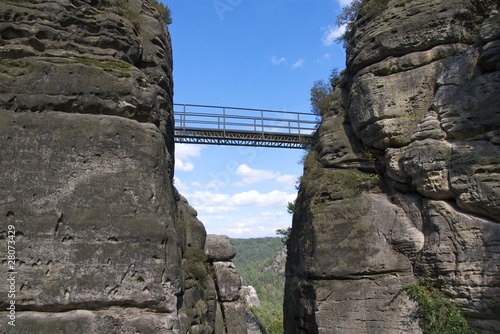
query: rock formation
[
  {"left": 203, "top": 234, "right": 264, "bottom": 334},
  {"left": 0, "top": 1, "right": 253, "bottom": 333},
  {"left": 285, "top": 0, "right": 500, "bottom": 333}
]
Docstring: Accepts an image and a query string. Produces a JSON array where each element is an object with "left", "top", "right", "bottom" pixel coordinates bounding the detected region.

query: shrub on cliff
[
  {"left": 310, "top": 68, "right": 340, "bottom": 116},
  {"left": 335, "top": 0, "right": 389, "bottom": 46},
  {"left": 400, "top": 278, "right": 477, "bottom": 334},
  {"left": 102, "top": 0, "right": 172, "bottom": 28},
  {"left": 151, "top": 0, "right": 172, "bottom": 25},
  {"left": 310, "top": 79, "right": 332, "bottom": 116}
]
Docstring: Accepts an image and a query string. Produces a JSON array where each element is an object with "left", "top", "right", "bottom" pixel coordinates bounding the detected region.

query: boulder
[
  {"left": 213, "top": 262, "right": 242, "bottom": 302},
  {"left": 222, "top": 302, "right": 247, "bottom": 334},
  {"left": 242, "top": 285, "right": 261, "bottom": 307},
  {"left": 204, "top": 234, "right": 236, "bottom": 261}
]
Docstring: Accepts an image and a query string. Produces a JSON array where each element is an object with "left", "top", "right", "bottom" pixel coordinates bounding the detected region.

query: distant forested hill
[{"left": 231, "top": 237, "right": 286, "bottom": 334}]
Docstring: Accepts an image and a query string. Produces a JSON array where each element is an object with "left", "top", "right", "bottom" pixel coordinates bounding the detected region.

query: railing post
[
  {"left": 223, "top": 107, "right": 226, "bottom": 137},
  {"left": 182, "top": 104, "right": 186, "bottom": 132},
  {"left": 297, "top": 113, "right": 301, "bottom": 140},
  {"left": 261, "top": 110, "right": 264, "bottom": 138}
]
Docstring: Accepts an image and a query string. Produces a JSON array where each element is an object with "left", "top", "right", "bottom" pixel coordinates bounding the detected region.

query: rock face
[
  {"left": 0, "top": 1, "right": 251, "bottom": 333},
  {"left": 203, "top": 235, "right": 264, "bottom": 334},
  {"left": 205, "top": 234, "right": 237, "bottom": 261},
  {"left": 285, "top": 1, "right": 500, "bottom": 333},
  {"left": 242, "top": 285, "right": 261, "bottom": 308}
]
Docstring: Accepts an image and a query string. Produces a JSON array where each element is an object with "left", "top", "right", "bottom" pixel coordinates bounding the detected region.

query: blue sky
[{"left": 165, "top": 0, "right": 351, "bottom": 238}]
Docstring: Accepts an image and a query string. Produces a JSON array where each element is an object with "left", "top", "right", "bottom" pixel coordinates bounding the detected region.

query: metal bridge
[{"left": 174, "top": 104, "right": 317, "bottom": 148}]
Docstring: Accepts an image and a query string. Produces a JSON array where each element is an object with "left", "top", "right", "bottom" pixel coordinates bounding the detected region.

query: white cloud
[
  {"left": 191, "top": 181, "right": 203, "bottom": 188},
  {"left": 188, "top": 191, "right": 233, "bottom": 213},
  {"left": 337, "top": 0, "right": 355, "bottom": 7},
  {"left": 234, "top": 164, "right": 279, "bottom": 185},
  {"left": 229, "top": 190, "right": 295, "bottom": 207},
  {"left": 271, "top": 55, "right": 286, "bottom": 65},
  {"left": 276, "top": 174, "right": 297, "bottom": 186},
  {"left": 175, "top": 144, "right": 202, "bottom": 160},
  {"left": 291, "top": 58, "right": 304, "bottom": 69},
  {"left": 175, "top": 144, "right": 202, "bottom": 172},
  {"left": 176, "top": 160, "right": 195, "bottom": 172},
  {"left": 208, "top": 211, "right": 291, "bottom": 238},
  {"left": 323, "top": 53, "right": 331, "bottom": 60},
  {"left": 186, "top": 189, "right": 296, "bottom": 214},
  {"left": 322, "top": 24, "right": 347, "bottom": 46},
  {"left": 173, "top": 176, "right": 189, "bottom": 192}
]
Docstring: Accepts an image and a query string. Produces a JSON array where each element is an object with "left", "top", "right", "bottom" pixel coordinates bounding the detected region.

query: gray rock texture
[
  {"left": 242, "top": 285, "right": 261, "bottom": 307},
  {"left": 0, "top": 0, "right": 252, "bottom": 333},
  {"left": 213, "top": 261, "right": 242, "bottom": 302},
  {"left": 205, "top": 234, "right": 237, "bottom": 261},
  {"left": 285, "top": 1, "right": 500, "bottom": 333},
  {"left": 0, "top": 0, "right": 180, "bottom": 331}
]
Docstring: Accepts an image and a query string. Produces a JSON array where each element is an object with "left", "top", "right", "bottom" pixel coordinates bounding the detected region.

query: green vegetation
[
  {"left": 182, "top": 246, "right": 209, "bottom": 288},
  {"left": 151, "top": 0, "right": 172, "bottom": 25},
  {"left": 400, "top": 278, "right": 476, "bottom": 334},
  {"left": 73, "top": 56, "right": 133, "bottom": 77},
  {"left": 231, "top": 237, "right": 286, "bottom": 334},
  {"left": 300, "top": 147, "right": 380, "bottom": 199},
  {"left": 0, "top": 58, "right": 31, "bottom": 76},
  {"left": 102, "top": 0, "right": 172, "bottom": 29},
  {"left": 310, "top": 68, "right": 340, "bottom": 117},
  {"left": 276, "top": 227, "right": 291, "bottom": 245},
  {"left": 335, "top": 0, "right": 389, "bottom": 46},
  {"left": 310, "top": 79, "right": 333, "bottom": 116}
]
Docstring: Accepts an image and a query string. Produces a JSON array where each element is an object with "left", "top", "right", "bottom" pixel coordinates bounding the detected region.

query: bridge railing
[{"left": 174, "top": 103, "right": 318, "bottom": 137}]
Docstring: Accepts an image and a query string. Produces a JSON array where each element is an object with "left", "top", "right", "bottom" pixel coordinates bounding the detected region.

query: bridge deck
[{"left": 174, "top": 104, "right": 317, "bottom": 148}]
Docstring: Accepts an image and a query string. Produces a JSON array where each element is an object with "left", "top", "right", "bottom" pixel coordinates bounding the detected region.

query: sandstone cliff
[
  {"left": 0, "top": 1, "right": 251, "bottom": 333},
  {"left": 285, "top": 0, "right": 500, "bottom": 333}
]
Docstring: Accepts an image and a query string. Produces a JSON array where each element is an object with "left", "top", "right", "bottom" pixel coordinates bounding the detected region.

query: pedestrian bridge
[{"left": 174, "top": 104, "right": 317, "bottom": 149}]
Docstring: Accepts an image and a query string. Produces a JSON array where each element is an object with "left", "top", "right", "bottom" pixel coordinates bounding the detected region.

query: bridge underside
[{"left": 174, "top": 129, "right": 313, "bottom": 148}]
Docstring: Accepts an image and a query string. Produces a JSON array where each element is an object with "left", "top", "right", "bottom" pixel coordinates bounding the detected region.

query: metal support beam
[{"left": 173, "top": 103, "right": 317, "bottom": 148}]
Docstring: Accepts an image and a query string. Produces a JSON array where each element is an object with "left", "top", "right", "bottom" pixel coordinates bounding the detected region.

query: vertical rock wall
[
  {"left": 0, "top": 1, "right": 243, "bottom": 333},
  {"left": 0, "top": 1, "right": 262, "bottom": 333},
  {"left": 0, "top": 0, "right": 182, "bottom": 331},
  {"left": 285, "top": 0, "right": 500, "bottom": 333}
]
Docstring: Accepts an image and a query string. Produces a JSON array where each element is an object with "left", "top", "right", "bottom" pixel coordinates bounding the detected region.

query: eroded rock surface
[
  {"left": 205, "top": 234, "right": 237, "bottom": 261},
  {"left": 0, "top": 0, "right": 252, "bottom": 333},
  {"left": 285, "top": 1, "right": 500, "bottom": 333}
]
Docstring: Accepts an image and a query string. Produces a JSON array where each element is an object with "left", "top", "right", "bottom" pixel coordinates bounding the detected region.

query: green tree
[
  {"left": 276, "top": 227, "right": 291, "bottom": 245},
  {"left": 400, "top": 278, "right": 476, "bottom": 334},
  {"left": 310, "top": 79, "right": 332, "bottom": 116},
  {"left": 231, "top": 238, "right": 286, "bottom": 334},
  {"left": 335, "top": 0, "right": 389, "bottom": 46}
]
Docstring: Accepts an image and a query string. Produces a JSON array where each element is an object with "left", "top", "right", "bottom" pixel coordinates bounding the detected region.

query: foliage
[
  {"left": 276, "top": 227, "right": 291, "bottom": 245},
  {"left": 329, "top": 67, "right": 341, "bottom": 87},
  {"left": 336, "top": 0, "right": 363, "bottom": 28},
  {"left": 310, "top": 67, "right": 340, "bottom": 117},
  {"left": 231, "top": 237, "right": 286, "bottom": 334},
  {"left": 310, "top": 79, "right": 333, "bottom": 116},
  {"left": 299, "top": 145, "right": 380, "bottom": 200},
  {"left": 102, "top": 0, "right": 172, "bottom": 28},
  {"left": 400, "top": 278, "right": 476, "bottom": 334},
  {"left": 73, "top": 57, "right": 133, "bottom": 77},
  {"left": 335, "top": 0, "right": 389, "bottom": 46},
  {"left": 182, "top": 246, "right": 208, "bottom": 281},
  {"left": 151, "top": 0, "right": 172, "bottom": 25},
  {"left": 286, "top": 201, "right": 295, "bottom": 215}
]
